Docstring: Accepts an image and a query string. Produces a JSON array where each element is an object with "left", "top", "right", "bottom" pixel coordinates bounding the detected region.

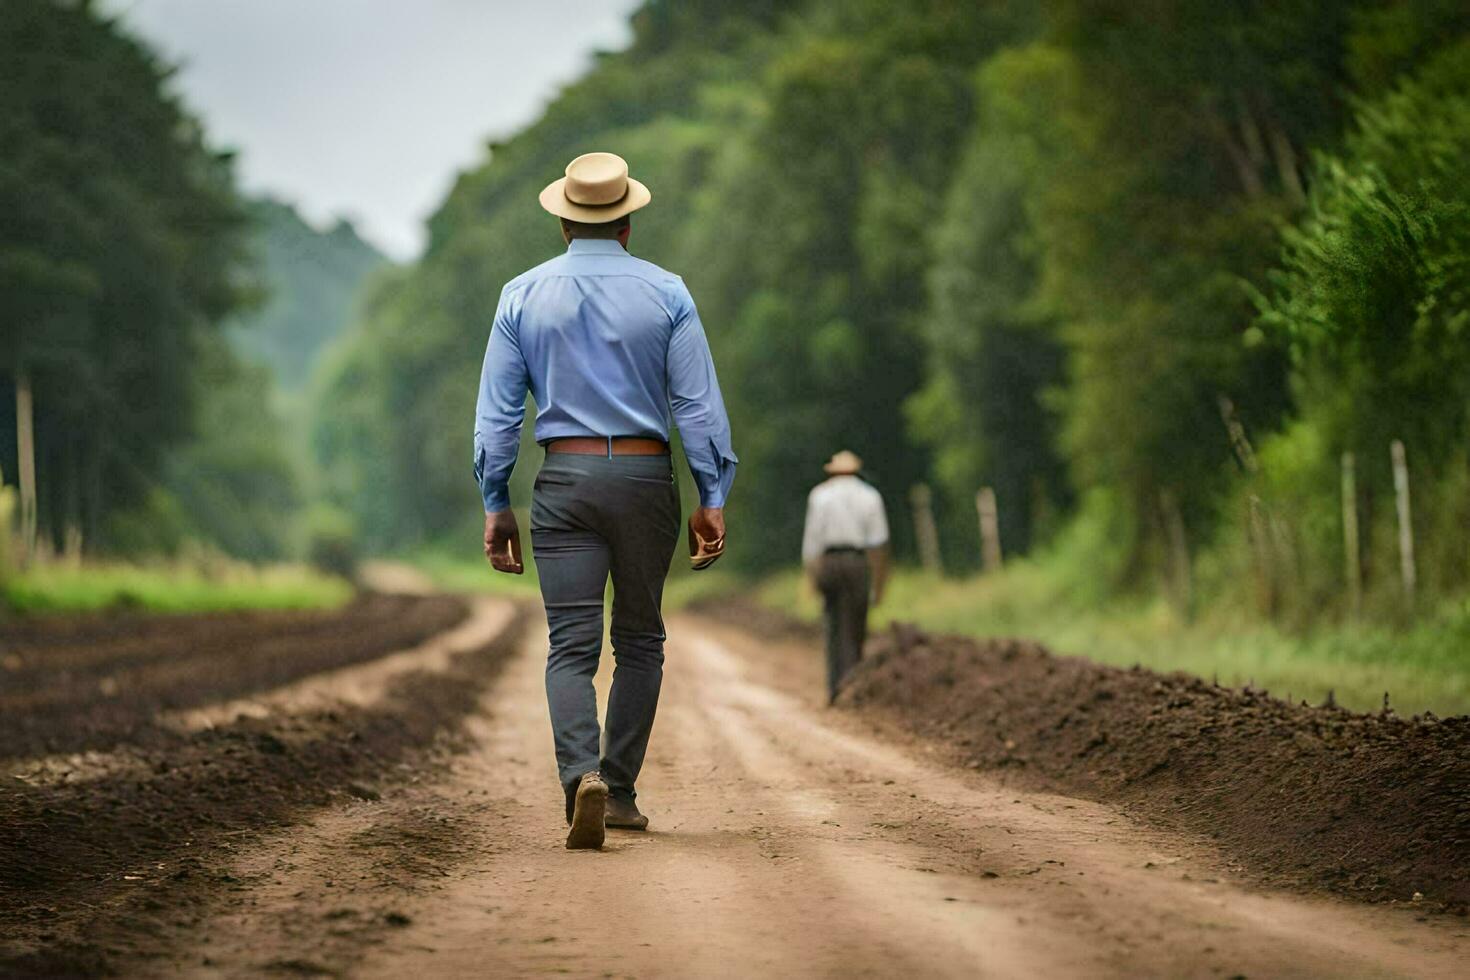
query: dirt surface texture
[
  {"left": 0, "top": 593, "right": 468, "bottom": 758},
  {"left": 2, "top": 585, "right": 1467, "bottom": 978},
  {"left": 0, "top": 591, "right": 521, "bottom": 976},
  {"left": 842, "top": 623, "right": 1470, "bottom": 910}
]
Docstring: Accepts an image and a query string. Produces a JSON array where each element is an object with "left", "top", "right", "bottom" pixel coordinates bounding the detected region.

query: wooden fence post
[
  {"left": 1391, "top": 439, "right": 1416, "bottom": 605},
  {"left": 909, "top": 483, "right": 942, "bottom": 575},
  {"left": 1341, "top": 452, "right": 1361, "bottom": 618},
  {"left": 975, "top": 486, "right": 1002, "bottom": 574},
  {"left": 1160, "top": 489, "right": 1192, "bottom": 617},
  {"left": 15, "top": 370, "right": 37, "bottom": 566}
]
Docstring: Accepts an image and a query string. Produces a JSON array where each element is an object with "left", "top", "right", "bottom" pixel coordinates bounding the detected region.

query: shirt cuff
[
  {"left": 482, "top": 482, "right": 511, "bottom": 513},
  {"left": 697, "top": 457, "right": 737, "bottom": 508}
]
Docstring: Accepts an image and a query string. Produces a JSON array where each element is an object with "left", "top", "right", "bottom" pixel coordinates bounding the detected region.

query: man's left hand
[{"left": 688, "top": 506, "right": 726, "bottom": 569}]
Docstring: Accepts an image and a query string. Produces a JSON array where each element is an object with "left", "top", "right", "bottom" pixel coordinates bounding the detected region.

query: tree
[
  {"left": 0, "top": 0, "right": 248, "bottom": 553},
  {"left": 907, "top": 50, "right": 1071, "bottom": 563},
  {"left": 1253, "top": 37, "right": 1470, "bottom": 600},
  {"left": 227, "top": 199, "right": 386, "bottom": 391}
]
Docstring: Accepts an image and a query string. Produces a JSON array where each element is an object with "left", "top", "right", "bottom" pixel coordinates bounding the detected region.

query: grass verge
[
  {"left": 2, "top": 561, "right": 352, "bottom": 616},
  {"left": 758, "top": 565, "right": 1470, "bottom": 718},
  {"left": 406, "top": 548, "right": 544, "bottom": 598}
]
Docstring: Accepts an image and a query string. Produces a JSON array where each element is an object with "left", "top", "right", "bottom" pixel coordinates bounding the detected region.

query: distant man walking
[
  {"left": 474, "top": 152, "right": 736, "bottom": 850},
  {"left": 802, "top": 451, "right": 889, "bottom": 703}
]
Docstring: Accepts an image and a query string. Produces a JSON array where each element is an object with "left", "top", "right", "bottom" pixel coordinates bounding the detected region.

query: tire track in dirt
[
  {"left": 682, "top": 628, "right": 1469, "bottom": 977},
  {"left": 169, "top": 610, "right": 1470, "bottom": 978}
]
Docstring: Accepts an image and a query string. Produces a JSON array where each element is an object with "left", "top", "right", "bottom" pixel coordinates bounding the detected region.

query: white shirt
[{"left": 801, "top": 475, "right": 889, "bottom": 564}]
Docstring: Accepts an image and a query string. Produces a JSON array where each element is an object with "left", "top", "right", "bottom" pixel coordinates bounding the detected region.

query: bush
[{"left": 303, "top": 505, "right": 358, "bottom": 579}]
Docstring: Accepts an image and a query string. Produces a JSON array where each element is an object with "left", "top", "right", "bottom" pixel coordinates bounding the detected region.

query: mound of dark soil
[
  {"left": 0, "top": 593, "right": 468, "bottom": 759},
  {"left": 842, "top": 624, "right": 1470, "bottom": 909},
  {"left": 0, "top": 598, "right": 526, "bottom": 976}
]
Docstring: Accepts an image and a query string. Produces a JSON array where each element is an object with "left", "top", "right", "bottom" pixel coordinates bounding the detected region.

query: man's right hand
[{"left": 484, "top": 509, "right": 524, "bottom": 574}]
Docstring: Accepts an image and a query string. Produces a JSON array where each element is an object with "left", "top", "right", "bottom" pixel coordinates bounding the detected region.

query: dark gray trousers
[
  {"left": 530, "top": 452, "right": 680, "bottom": 817},
  {"left": 815, "top": 550, "right": 869, "bottom": 703}
]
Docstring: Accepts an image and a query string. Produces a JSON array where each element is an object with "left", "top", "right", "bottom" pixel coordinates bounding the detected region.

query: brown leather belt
[{"left": 545, "top": 436, "right": 669, "bottom": 456}]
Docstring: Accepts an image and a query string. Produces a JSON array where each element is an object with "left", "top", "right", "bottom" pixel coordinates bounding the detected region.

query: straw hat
[
  {"left": 539, "top": 152, "right": 651, "bottom": 222},
  {"left": 823, "top": 450, "right": 863, "bottom": 475}
]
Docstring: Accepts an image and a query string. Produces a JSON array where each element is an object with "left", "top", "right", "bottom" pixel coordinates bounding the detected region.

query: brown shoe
[
  {"left": 605, "top": 795, "right": 649, "bottom": 831},
  {"left": 565, "top": 771, "right": 608, "bottom": 850}
]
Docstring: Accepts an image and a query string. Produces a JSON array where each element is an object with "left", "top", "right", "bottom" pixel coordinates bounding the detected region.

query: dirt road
[{"left": 156, "top": 609, "right": 1467, "bottom": 979}]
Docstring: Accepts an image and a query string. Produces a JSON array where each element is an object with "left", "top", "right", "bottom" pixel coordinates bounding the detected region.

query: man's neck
[{"left": 566, "top": 238, "right": 627, "bottom": 254}]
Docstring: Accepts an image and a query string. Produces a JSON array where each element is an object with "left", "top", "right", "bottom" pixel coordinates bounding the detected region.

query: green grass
[
  {"left": 403, "top": 536, "right": 1470, "bottom": 718},
  {"left": 758, "top": 564, "right": 1470, "bottom": 718},
  {"left": 2, "top": 561, "right": 353, "bottom": 616}
]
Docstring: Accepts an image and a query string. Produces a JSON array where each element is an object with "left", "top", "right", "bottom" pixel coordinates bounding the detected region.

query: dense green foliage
[
  {"left": 1, "top": 3, "right": 385, "bottom": 563},
  {"left": 107, "top": 195, "right": 384, "bottom": 562},
  {"left": 1240, "top": 35, "right": 1470, "bottom": 616},
  {"left": 315, "top": 0, "right": 1470, "bottom": 625},
  {"left": 8, "top": 0, "right": 1465, "bottom": 634},
  {"left": 227, "top": 199, "right": 385, "bottom": 391},
  {"left": 0, "top": 0, "right": 247, "bottom": 551}
]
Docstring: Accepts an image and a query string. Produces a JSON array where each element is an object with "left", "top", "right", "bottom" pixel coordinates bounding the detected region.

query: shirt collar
[{"left": 566, "top": 238, "right": 628, "bottom": 256}]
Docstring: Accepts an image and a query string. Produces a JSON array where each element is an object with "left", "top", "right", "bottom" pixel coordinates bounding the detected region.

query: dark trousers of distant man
[
  {"left": 530, "top": 450, "right": 680, "bottom": 822},
  {"left": 815, "top": 547, "right": 869, "bottom": 703}
]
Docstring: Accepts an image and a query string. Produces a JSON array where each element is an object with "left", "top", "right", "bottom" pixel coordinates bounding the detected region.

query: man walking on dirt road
[
  {"left": 474, "top": 152, "right": 737, "bottom": 850},
  {"left": 802, "top": 450, "right": 888, "bottom": 703}
]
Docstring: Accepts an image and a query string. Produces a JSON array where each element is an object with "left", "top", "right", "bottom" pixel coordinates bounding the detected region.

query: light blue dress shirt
[{"left": 473, "top": 238, "right": 737, "bottom": 513}]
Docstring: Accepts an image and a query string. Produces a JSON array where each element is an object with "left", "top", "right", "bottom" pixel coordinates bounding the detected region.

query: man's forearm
[
  {"left": 481, "top": 480, "right": 511, "bottom": 514},
  {"left": 475, "top": 437, "right": 520, "bottom": 513},
  {"left": 684, "top": 441, "right": 736, "bottom": 510}
]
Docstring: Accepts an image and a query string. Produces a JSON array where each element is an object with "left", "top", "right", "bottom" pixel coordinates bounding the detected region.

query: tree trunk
[
  {"left": 1341, "top": 452, "right": 1361, "bottom": 619},
  {"left": 1217, "top": 395, "right": 1259, "bottom": 473},
  {"left": 64, "top": 434, "right": 83, "bottom": 560},
  {"left": 15, "top": 369, "right": 37, "bottom": 565},
  {"left": 1391, "top": 439, "right": 1416, "bottom": 607},
  {"left": 1207, "top": 108, "right": 1265, "bottom": 200},
  {"left": 85, "top": 433, "right": 103, "bottom": 554},
  {"left": 1267, "top": 120, "right": 1306, "bottom": 206}
]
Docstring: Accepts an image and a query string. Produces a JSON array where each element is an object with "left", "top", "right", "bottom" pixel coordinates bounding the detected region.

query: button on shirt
[
  {"left": 473, "top": 239, "right": 738, "bottom": 513},
  {"left": 801, "top": 475, "right": 889, "bottom": 564}
]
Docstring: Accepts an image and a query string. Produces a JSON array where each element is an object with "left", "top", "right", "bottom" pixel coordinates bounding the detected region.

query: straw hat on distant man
[{"left": 823, "top": 450, "right": 864, "bottom": 476}]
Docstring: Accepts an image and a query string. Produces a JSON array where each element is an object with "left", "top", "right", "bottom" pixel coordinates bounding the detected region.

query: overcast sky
[{"left": 109, "top": 1, "right": 641, "bottom": 260}]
